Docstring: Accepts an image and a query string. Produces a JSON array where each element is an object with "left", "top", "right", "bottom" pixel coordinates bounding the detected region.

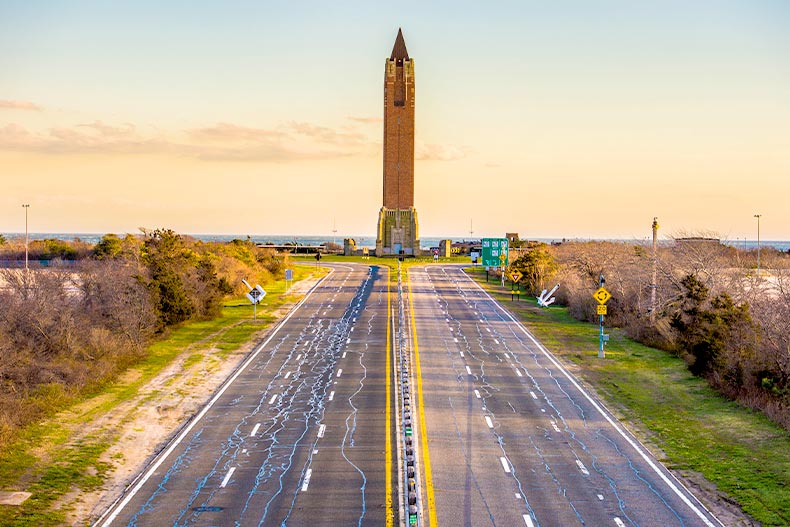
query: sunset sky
[{"left": 1, "top": 1, "right": 788, "bottom": 241}]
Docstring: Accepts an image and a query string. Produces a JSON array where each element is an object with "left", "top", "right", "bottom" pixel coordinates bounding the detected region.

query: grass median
[
  {"left": 469, "top": 267, "right": 790, "bottom": 527},
  {"left": 0, "top": 267, "right": 322, "bottom": 527}
]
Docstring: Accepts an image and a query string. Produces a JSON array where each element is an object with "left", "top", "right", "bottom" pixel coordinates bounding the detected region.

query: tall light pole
[
  {"left": 754, "top": 214, "right": 761, "bottom": 275},
  {"left": 22, "top": 204, "right": 30, "bottom": 272}
]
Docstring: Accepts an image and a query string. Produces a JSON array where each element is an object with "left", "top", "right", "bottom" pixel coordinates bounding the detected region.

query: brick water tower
[{"left": 375, "top": 28, "right": 421, "bottom": 257}]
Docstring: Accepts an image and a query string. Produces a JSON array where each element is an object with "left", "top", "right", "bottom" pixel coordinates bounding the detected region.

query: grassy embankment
[
  {"left": 0, "top": 266, "right": 322, "bottom": 527},
  {"left": 468, "top": 267, "right": 790, "bottom": 526}
]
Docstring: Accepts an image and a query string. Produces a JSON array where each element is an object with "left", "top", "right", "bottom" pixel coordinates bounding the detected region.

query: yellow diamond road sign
[
  {"left": 593, "top": 287, "right": 612, "bottom": 305},
  {"left": 509, "top": 271, "right": 523, "bottom": 283}
]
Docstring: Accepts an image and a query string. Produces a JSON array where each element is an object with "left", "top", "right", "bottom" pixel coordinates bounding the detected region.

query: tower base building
[{"left": 375, "top": 207, "right": 420, "bottom": 256}]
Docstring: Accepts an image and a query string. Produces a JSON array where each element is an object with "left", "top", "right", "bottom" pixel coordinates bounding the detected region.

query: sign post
[
  {"left": 509, "top": 270, "right": 522, "bottom": 301},
  {"left": 592, "top": 275, "right": 611, "bottom": 358},
  {"left": 242, "top": 279, "right": 267, "bottom": 321}
]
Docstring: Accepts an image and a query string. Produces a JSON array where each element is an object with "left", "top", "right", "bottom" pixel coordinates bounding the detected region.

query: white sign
[
  {"left": 245, "top": 284, "right": 266, "bottom": 304},
  {"left": 537, "top": 284, "right": 560, "bottom": 308}
]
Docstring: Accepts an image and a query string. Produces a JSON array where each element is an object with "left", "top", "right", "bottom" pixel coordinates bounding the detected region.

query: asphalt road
[
  {"left": 97, "top": 263, "right": 396, "bottom": 527},
  {"left": 407, "top": 265, "right": 723, "bottom": 527}
]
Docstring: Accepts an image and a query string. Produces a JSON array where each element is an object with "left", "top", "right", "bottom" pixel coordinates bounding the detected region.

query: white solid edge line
[
  {"left": 97, "top": 267, "right": 337, "bottom": 527},
  {"left": 464, "top": 269, "right": 723, "bottom": 527},
  {"left": 220, "top": 467, "right": 235, "bottom": 488}
]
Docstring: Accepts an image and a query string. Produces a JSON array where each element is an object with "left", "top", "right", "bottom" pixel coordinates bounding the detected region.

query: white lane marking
[
  {"left": 465, "top": 365, "right": 472, "bottom": 375},
  {"left": 97, "top": 268, "right": 338, "bottom": 527},
  {"left": 342, "top": 351, "right": 347, "bottom": 358},
  {"left": 576, "top": 459, "right": 590, "bottom": 476},
  {"left": 614, "top": 519, "right": 626, "bottom": 527},
  {"left": 530, "top": 391, "right": 538, "bottom": 400},
  {"left": 495, "top": 339, "right": 500, "bottom": 344},
  {"left": 337, "top": 369, "right": 343, "bottom": 378},
  {"left": 515, "top": 493, "right": 521, "bottom": 499},
  {"left": 515, "top": 369, "right": 523, "bottom": 377},
  {"left": 303, "top": 341, "right": 309, "bottom": 346},
  {"left": 552, "top": 422, "right": 561, "bottom": 433},
  {"left": 454, "top": 337, "right": 458, "bottom": 343},
  {"left": 323, "top": 311, "right": 327, "bottom": 315},
  {"left": 328, "top": 391, "right": 335, "bottom": 401},
  {"left": 474, "top": 389, "right": 481, "bottom": 399},
  {"left": 460, "top": 351, "right": 464, "bottom": 358},
  {"left": 268, "top": 394, "right": 278, "bottom": 405},
  {"left": 296, "top": 354, "right": 302, "bottom": 361},
  {"left": 449, "top": 328, "right": 453, "bottom": 332},
  {"left": 484, "top": 416, "right": 494, "bottom": 428},
  {"left": 317, "top": 424, "right": 326, "bottom": 438},
  {"left": 523, "top": 514, "right": 535, "bottom": 527},
  {"left": 242, "top": 448, "right": 247, "bottom": 453},
  {"left": 346, "top": 338, "right": 350, "bottom": 343},
  {"left": 220, "top": 467, "right": 235, "bottom": 488},
  {"left": 598, "top": 494, "right": 605, "bottom": 501},
  {"left": 500, "top": 457, "right": 511, "bottom": 473},
  {"left": 301, "top": 468, "right": 313, "bottom": 491},
  {"left": 250, "top": 423, "right": 261, "bottom": 437},
  {"left": 313, "top": 449, "right": 318, "bottom": 454},
  {"left": 503, "top": 352, "right": 509, "bottom": 358},
  {"left": 468, "top": 273, "right": 722, "bottom": 527},
  {"left": 284, "top": 371, "right": 291, "bottom": 379},
  {"left": 486, "top": 327, "right": 491, "bottom": 332}
]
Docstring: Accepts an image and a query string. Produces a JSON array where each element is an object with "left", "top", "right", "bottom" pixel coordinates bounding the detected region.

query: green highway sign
[{"left": 481, "top": 238, "right": 509, "bottom": 268}]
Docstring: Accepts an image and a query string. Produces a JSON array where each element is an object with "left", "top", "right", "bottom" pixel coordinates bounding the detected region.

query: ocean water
[{"left": 3, "top": 233, "right": 789, "bottom": 251}]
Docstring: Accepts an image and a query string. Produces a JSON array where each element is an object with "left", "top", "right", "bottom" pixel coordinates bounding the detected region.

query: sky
[{"left": 1, "top": 1, "right": 788, "bottom": 241}]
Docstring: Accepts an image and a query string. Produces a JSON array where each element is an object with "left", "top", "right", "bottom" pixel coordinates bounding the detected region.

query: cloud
[
  {"left": 348, "top": 116, "right": 383, "bottom": 124},
  {"left": 0, "top": 119, "right": 374, "bottom": 162},
  {"left": 416, "top": 142, "right": 472, "bottom": 161},
  {"left": 0, "top": 99, "right": 42, "bottom": 111}
]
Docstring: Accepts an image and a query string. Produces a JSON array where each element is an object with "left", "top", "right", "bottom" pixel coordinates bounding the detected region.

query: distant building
[{"left": 375, "top": 29, "right": 420, "bottom": 257}]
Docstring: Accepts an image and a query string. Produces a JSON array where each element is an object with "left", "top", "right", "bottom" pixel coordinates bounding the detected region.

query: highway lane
[
  {"left": 408, "top": 265, "right": 723, "bottom": 527},
  {"left": 97, "top": 263, "right": 396, "bottom": 527}
]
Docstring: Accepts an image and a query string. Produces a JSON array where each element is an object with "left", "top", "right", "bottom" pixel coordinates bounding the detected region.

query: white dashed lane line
[
  {"left": 576, "top": 459, "right": 590, "bottom": 476},
  {"left": 220, "top": 467, "right": 235, "bottom": 488},
  {"left": 466, "top": 365, "right": 472, "bottom": 375},
  {"left": 523, "top": 514, "right": 535, "bottom": 527},
  {"left": 328, "top": 391, "right": 335, "bottom": 401},
  {"left": 250, "top": 423, "right": 261, "bottom": 437},
  {"left": 301, "top": 468, "right": 313, "bottom": 492},
  {"left": 336, "top": 369, "right": 343, "bottom": 378},
  {"left": 474, "top": 390, "right": 481, "bottom": 399},
  {"left": 268, "top": 394, "right": 278, "bottom": 405},
  {"left": 317, "top": 424, "right": 326, "bottom": 438},
  {"left": 499, "top": 457, "right": 511, "bottom": 474},
  {"left": 484, "top": 416, "right": 494, "bottom": 428}
]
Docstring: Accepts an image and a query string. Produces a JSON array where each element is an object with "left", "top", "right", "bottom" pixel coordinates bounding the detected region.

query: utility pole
[
  {"left": 469, "top": 219, "right": 474, "bottom": 240},
  {"left": 650, "top": 217, "right": 658, "bottom": 324},
  {"left": 332, "top": 217, "right": 337, "bottom": 246},
  {"left": 754, "top": 214, "right": 762, "bottom": 276},
  {"left": 22, "top": 204, "right": 30, "bottom": 273}
]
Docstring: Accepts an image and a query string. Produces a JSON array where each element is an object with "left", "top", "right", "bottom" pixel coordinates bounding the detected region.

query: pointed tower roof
[{"left": 390, "top": 28, "right": 410, "bottom": 61}]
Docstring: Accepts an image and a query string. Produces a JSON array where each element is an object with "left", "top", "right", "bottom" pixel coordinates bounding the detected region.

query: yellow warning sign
[
  {"left": 593, "top": 287, "right": 612, "bottom": 305},
  {"left": 596, "top": 304, "right": 607, "bottom": 315},
  {"left": 509, "top": 271, "right": 523, "bottom": 283}
]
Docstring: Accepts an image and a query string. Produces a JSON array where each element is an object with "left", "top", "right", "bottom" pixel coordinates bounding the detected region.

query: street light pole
[
  {"left": 22, "top": 204, "right": 30, "bottom": 272},
  {"left": 754, "top": 214, "right": 761, "bottom": 276}
]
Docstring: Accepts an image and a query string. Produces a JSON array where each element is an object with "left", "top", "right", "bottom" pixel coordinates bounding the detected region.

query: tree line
[
  {"left": 0, "top": 230, "right": 288, "bottom": 448},
  {"left": 510, "top": 238, "right": 790, "bottom": 429}
]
